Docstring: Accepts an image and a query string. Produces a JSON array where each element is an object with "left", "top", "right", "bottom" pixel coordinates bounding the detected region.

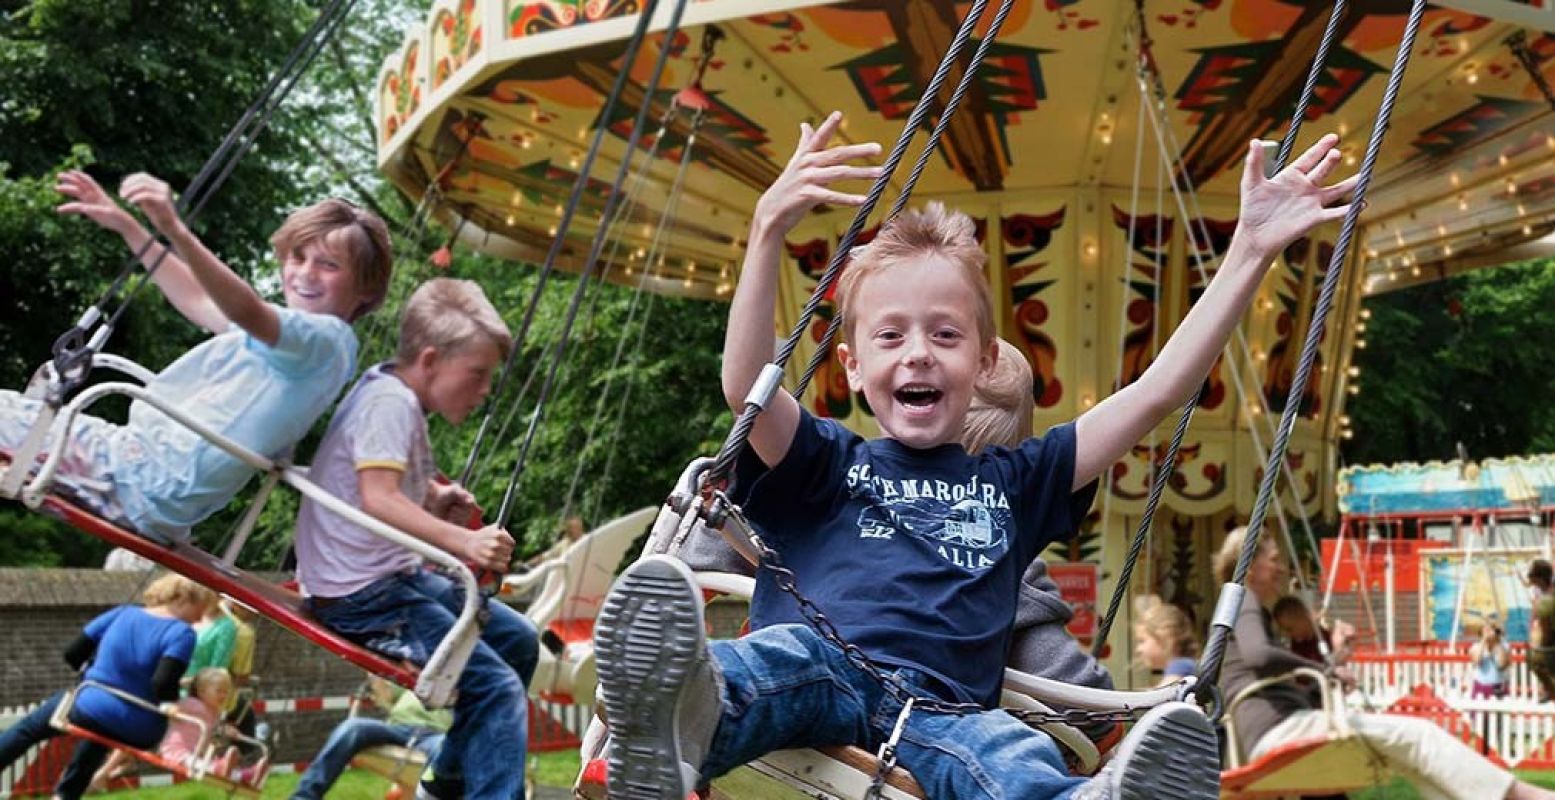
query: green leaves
[
  {"left": 0, "top": 0, "right": 733, "bottom": 569},
  {"left": 1345, "top": 259, "right": 1555, "bottom": 466}
]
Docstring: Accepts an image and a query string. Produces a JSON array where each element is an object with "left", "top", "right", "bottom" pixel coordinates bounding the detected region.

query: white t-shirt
[{"left": 293, "top": 363, "right": 434, "bottom": 597}]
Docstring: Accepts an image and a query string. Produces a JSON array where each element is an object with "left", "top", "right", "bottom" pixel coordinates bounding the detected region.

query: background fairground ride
[
  {"left": 1319, "top": 455, "right": 1555, "bottom": 772},
  {"left": 375, "top": 0, "right": 1555, "bottom": 682}
]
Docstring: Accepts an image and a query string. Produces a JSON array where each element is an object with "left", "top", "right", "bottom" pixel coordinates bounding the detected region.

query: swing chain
[
  {"left": 866, "top": 697, "right": 913, "bottom": 800},
  {"left": 712, "top": 491, "right": 1146, "bottom": 729}
]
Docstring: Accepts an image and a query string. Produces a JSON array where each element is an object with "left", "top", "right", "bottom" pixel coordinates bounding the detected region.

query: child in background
[
  {"left": 1132, "top": 596, "right": 1199, "bottom": 686},
  {"left": 0, "top": 171, "right": 392, "bottom": 542},
  {"left": 92, "top": 667, "right": 265, "bottom": 790},
  {"left": 1271, "top": 594, "right": 1353, "bottom": 665},
  {"left": 1469, "top": 619, "right": 1511, "bottom": 700}
]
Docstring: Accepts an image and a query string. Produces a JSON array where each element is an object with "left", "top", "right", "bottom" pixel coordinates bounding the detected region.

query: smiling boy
[{"left": 595, "top": 111, "right": 1356, "bottom": 799}]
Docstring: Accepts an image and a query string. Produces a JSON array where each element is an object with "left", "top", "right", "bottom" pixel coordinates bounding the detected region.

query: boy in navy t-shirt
[{"left": 595, "top": 112, "right": 1355, "bottom": 799}]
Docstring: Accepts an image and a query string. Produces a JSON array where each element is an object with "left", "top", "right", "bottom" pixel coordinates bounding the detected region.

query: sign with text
[{"left": 1048, "top": 562, "right": 1099, "bottom": 640}]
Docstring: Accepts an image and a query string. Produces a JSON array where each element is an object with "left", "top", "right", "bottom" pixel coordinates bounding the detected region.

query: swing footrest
[
  {"left": 351, "top": 744, "right": 427, "bottom": 789},
  {"left": 1220, "top": 735, "right": 1388, "bottom": 798},
  {"left": 747, "top": 746, "right": 927, "bottom": 800}
]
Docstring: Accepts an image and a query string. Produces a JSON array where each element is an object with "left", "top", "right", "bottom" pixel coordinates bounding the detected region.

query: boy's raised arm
[
  {"left": 1071, "top": 135, "right": 1357, "bottom": 491},
  {"left": 120, "top": 173, "right": 282, "bottom": 346},
  {"left": 56, "top": 170, "right": 231, "bottom": 335},
  {"left": 723, "top": 112, "right": 880, "bottom": 466}
]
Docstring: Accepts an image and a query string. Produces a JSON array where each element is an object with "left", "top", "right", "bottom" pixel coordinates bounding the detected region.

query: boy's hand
[
  {"left": 1235, "top": 134, "right": 1358, "bottom": 258},
  {"left": 752, "top": 111, "right": 882, "bottom": 237},
  {"left": 463, "top": 524, "right": 514, "bottom": 572},
  {"left": 56, "top": 170, "right": 141, "bottom": 238},
  {"left": 119, "top": 172, "right": 185, "bottom": 235},
  {"left": 426, "top": 481, "right": 477, "bottom": 525}
]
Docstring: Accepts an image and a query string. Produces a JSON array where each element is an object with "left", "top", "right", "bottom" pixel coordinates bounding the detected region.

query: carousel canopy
[
  {"left": 1338, "top": 454, "right": 1555, "bottom": 515},
  {"left": 376, "top": 0, "right": 1555, "bottom": 300}
]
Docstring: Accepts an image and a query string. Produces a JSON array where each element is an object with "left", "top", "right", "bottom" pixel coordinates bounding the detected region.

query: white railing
[{"left": 1341, "top": 646, "right": 1555, "bottom": 768}]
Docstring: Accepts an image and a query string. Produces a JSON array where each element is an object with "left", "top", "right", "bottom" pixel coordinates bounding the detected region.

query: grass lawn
[
  {"left": 81, "top": 750, "right": 805, "bottom": 799},
  {"left": 73, "top": 752, "right": 1555, "bottom": 798},
  {"left": 94, "top": 770, "right": 389, "bottom": 800}
]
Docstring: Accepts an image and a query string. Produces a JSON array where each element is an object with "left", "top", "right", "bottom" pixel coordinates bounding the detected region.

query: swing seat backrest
[
  {"left": 513, "top": 505, "right": 659, "bottom": 704},
  {"left": 514, "top": 505, "right": 660, "bottom": 631}
]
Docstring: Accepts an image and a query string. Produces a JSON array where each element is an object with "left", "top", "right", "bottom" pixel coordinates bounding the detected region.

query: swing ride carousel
[{"left": 375, "top": 0, "right": 1555, "bottom": 683}]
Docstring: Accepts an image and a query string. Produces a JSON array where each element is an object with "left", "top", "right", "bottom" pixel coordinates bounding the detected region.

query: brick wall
[
  {"left": 1, "top": 568, "right": 755, "bottom": 773},
  {"left": 0, "top": 569, "right": 373, "bottom": 765}
]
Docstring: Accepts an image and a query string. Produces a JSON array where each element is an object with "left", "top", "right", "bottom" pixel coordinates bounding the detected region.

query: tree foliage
[
  {"left": 1343, "top": 258, "right": 1555, "bottom": 466},
  {"left": 0, "top": 0, "right": 730, "bottom": 568}
]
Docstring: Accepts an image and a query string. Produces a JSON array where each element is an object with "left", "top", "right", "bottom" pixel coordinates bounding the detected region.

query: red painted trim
[
  {"left": 59, "top": 724, "right": 261, "bottom": 797},
  {"left": 1220, "top": 738, "right": 1354, "bottom": 796},
  {"left": 39, "top": 495, "right": 419, "bottom": 689}
]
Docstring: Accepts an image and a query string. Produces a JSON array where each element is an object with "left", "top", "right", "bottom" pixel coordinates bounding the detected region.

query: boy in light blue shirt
[{"left": 0, "top": 170, "right": 393, "bottom": 541}]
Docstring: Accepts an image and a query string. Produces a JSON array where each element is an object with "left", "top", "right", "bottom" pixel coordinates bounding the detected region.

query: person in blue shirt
[
  {"left": 0, "top": 171, "right": 393, "bottom": 542},
  {"left": 593, "top": 111, "right": 1357, "bottom": 800},
  {"left": 0, "top": 572, "right": 215, "bottom": 799}
]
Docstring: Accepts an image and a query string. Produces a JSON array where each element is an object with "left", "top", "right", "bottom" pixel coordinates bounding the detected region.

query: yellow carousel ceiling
[{"left": 376, "top": 0, "right": 1555, "bottom": 300}]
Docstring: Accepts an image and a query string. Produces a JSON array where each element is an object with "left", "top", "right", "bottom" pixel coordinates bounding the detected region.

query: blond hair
[
  {"left": 396, "top": 278, "right": 513, "bottom": 364},
  {"left": 1214, "top": 525, "right": 1278, "bottom": 584},
  {"left": 835, "top": 201, "right": 992, "bottom": 342},
  {"left": 191, "top": 667, "right": 233, "bottom": 701},
  {"left": 962, "top": 338, "right": 1033, "bottom": 453},
  {"left": 1136, "top": 595, "right": 1199, "bottom": 658},
  {"left": 270, "top": 198, "right": 394, "bottom": 321},
  {"left": 140, "top": 573, "right": 216, "bottom": 611}
]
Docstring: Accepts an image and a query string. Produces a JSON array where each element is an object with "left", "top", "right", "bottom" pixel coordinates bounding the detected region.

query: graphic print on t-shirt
[{"left": 846, "top": 462, "right": 1011, "bottom": 571}]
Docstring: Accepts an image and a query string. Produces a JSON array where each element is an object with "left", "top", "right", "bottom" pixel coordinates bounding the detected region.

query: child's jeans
[
  {"left": 311, "top": 568, "right": 538, "bottom": 800},
  {"left": 0, "top": 390, "right": 133, "bottom": 530},
  {"left": 703, "top": 624, "right": 1087, "bottom": 800}
]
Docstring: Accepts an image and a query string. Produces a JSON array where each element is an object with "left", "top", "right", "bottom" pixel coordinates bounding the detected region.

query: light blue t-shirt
[
  {"left": 110, "top": 305, "right": 358, "bottom": 538},
  {"left": 75, "top": 605, "right": 197, "bottom": 749}
]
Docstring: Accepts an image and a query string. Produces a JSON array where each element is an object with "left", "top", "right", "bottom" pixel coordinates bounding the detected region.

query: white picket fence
[{"left": 1346, "top": 647, "right": 1555, "bottom": 768}]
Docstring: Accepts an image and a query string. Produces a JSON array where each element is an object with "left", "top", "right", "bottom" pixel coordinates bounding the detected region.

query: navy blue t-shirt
[
  {"left": 75, "top": 605, "right": 197, "bottom": 747},
  {"left": 737, "top": 410, "right": 1097, "bottom": 707}
]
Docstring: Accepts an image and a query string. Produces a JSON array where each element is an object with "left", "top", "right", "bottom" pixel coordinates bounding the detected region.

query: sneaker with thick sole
[
  {"left": 595, "top": 555, "right": 724, "bottom": 800},
  {"left": 1069, "top": 701, "right": 1220, "bottom": 800}
]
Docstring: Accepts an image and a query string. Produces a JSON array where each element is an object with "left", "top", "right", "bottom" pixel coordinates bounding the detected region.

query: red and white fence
[
  {"left": 1, "top": 694, "right": 590, "bottom": 797},
  {"left": 1347, "top": 645, "right": 1555, "bottom": 769}
]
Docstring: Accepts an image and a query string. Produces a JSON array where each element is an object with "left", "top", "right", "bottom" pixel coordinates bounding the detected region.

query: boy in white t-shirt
[{"left": 293, "top": 278, "right": 536, "bottom": 800}]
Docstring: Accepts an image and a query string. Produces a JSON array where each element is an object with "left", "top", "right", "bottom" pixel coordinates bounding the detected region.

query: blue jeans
[
  {"left": 291, "top": 717, "right": 445, "bottom": 800},
  {"left": 703, "top": 625, "right": 1085, "bottom": 800},
  {"left": 312, "top": 569, "right": 538, "bottom": 800},
  {"left": 0, "top": 691, "right": 159, "bottom": 800}
]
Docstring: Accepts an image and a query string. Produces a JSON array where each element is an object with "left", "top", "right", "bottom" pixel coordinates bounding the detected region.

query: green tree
[
  {"left": 1344, "top": 258, "right": 1555, "bottom": 466},
  {"left": 0, "top": 0, "right": 734, "bottom": 569},
  {"left": 0, "top": 0, "right": 316, "bottom": 566}
]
